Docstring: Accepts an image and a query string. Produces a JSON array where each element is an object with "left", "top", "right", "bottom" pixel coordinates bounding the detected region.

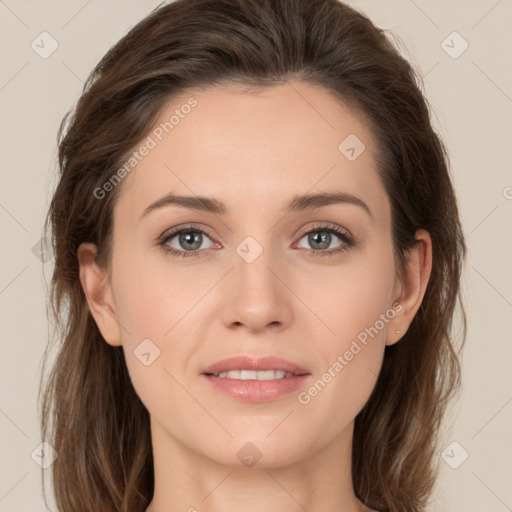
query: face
[{"left": 81, "top": 80, "right": 417, "bottom": 469}]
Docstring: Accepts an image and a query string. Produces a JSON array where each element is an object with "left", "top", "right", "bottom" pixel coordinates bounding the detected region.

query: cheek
[
  {"left": 296, "top": 237, "right": 397, "bottom": 343},
  {"left": 112, "top": 248, "right": 195, "bottom": 341},
  {"left": 295, "top": 240, "right": 395, "bottom": 416},
  {"left": 297, "top": 341, "right": 384, "bottom": 450},
  {"left": 298, "top": 300, "right": 391, "bottom": 442},
  {"left": 110, "top": 249, "right": 204, "bottom": 411}
]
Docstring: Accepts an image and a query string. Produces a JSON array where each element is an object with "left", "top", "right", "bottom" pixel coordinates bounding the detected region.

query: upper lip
[{"left": 202, "top": 356, "right": 310, "bottom": 376}]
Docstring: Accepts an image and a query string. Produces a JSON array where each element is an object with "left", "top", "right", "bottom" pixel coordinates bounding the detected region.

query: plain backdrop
[{"left": 0, "top": 1, "right": 511, "bottom": 511}]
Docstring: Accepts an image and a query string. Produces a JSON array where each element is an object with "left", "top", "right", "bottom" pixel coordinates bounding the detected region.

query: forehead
[{"left": 114, "top": 80, "right": 388, "bottom": 224}]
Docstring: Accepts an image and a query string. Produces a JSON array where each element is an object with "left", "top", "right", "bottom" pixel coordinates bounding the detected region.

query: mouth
[{"left": 201, "top": 356, "right": 311, "bottom": 402}]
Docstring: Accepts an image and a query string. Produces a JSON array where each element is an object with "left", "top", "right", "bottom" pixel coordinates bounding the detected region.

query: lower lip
[{"left": 202, "top": 374, "right": 311, "bottom": 402}]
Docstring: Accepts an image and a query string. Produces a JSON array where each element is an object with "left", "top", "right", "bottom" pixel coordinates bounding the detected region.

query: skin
[{"left": 78, "top": 80, "right": 432, "bottom": 512}]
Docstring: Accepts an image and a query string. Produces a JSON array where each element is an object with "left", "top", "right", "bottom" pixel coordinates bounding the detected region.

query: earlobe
[
  {"left": 77, "top": 242, "right": 122, "bottom": 347},
  {"left": 386, "top": 229, "right": 433, "bottom": 346}
]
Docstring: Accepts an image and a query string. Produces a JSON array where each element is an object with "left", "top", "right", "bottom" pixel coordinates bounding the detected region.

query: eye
[
  {"left": 157, "top": 222, "right": 355, "bottom": 259},
  {"left": 295, "top": 223, "right": 354, "bottom": 258},
  {"left": 158, "top": 225, "right": 218, "bottom": 258}
]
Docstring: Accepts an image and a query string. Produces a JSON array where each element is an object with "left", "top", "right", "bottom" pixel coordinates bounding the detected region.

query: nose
[{"left": 220, "top": 242, "right": 293, "bottom": 333}]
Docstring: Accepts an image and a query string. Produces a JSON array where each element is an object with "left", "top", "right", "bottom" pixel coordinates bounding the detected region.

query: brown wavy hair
[{"left": 39, "top": 0, "right": 467, "bottom": 510}]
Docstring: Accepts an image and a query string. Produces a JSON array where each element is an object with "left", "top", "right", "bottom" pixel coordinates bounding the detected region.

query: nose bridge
[
  {"left": 221, "top": 231, "right": 293, "bottom": 331},
  {"left": 235, "top": 231, "right": 282, "bottom": 298}
]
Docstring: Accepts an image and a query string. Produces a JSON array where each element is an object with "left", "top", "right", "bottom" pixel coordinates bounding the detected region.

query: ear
[
  {"left": 77, "top": 242, "right": 122, "bottom": 347},
  {"left": 387, "top": 229, "right": 432, "bottom": 346}
]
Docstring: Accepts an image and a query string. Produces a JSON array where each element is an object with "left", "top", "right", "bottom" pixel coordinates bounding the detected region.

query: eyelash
[{"left": 157, "top": 222, "right": 355, "bottom": 259}]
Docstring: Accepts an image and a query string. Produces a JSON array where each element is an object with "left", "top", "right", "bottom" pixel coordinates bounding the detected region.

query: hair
[{"left": 39, "top": 0, "right": 467, "bottom": 511}]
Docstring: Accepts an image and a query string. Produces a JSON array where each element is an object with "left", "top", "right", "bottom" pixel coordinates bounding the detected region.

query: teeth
[{"left": 215, "top": 370, "right": 295, "bottom": 380}]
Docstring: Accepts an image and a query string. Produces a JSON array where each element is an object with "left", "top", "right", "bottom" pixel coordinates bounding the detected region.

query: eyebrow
[{"left": 139, "top": 191, "right": 373, "bottom": 220}]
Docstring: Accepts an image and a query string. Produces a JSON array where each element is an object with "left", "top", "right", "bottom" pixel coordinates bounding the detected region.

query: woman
[{"left": 39, "top": 0, "right": 466, "bottom": 511}]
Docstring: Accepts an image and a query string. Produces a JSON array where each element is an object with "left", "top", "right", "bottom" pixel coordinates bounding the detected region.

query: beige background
[{"left": 0, "top": 0, "right": 511, "bottom": 510}]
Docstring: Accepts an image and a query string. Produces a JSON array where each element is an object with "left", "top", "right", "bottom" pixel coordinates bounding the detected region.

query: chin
[{"left": 205, "top": 433, "right": 310, "bottom": 470}]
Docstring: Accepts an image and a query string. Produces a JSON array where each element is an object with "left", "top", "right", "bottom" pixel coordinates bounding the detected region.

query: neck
[{"left": 145, "top": 416, "right": 370, "bottom": 512}]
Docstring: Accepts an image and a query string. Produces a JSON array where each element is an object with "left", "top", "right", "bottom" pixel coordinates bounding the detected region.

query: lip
[{"left": 201, "top": 356, "right": 312, "bottom": 403}]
